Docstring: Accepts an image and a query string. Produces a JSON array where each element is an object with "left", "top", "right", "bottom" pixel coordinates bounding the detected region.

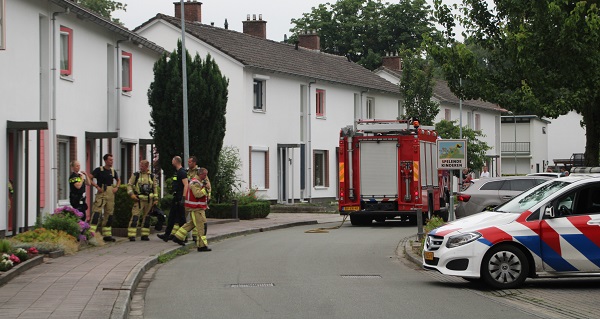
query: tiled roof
[
  {"left": 50, "top": 0, "right": 165, "bottom": 54},
  {"left": 377, "top": 66, "right": 507, "bottom": 112},
  {"left": 141, "top": 14, "right": 401, "bottom": 95}
]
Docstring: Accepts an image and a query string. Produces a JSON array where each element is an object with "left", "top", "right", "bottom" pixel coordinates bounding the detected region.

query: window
[
  {"left": 366, "top": 97, "right": 375, "bottom": 119},
  {"left": 122, "top": 51, "right": 132, "bottom": 92},
  {"left": 475, "top": 114, "right": 481, "bottom": 131},
  {"left": 0, "top": 0, "right": 5, "bottom": 50},
  {"left": 60, "top": 26, "right": 73, "bottom": 76},
  {"left": 253, "top": 79, "right": 265, "bottom": 111},
  {"left": 500, "top": 179, "right": 535, "bottom": 192},
  {"left": 397, "top": 100, "right": 404, "bottom": 118},
  {"left": 250, "top": 147, "right": 269, "bottom": 189},
  {"left": 57, "top": 137, "right": 70, "bottom": 200},
  {"left": 313, "top": 150, "right": 329, "bottom": 187},
  {"left": 445, "top": 109, "right": 451, "bottom": 121},
  {"left": 316, "top": 89, "right": 325, "bottom": 117},
  {"left": 467, "top": 111, "right": 472, "bottom": 128},
  {"left": 480, "top": 181, "right": 504, "bottom": 191}
]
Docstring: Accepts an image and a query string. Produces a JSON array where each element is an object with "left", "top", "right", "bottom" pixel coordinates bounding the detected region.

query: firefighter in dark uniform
[
  {"left": 89, "top": 154, "right": 120, "bottom": 242},
  {"left": 69, "top": 160, "right": 90, "bottom": 221},
  {"left": 157, "top": 156, "right": 188, "bottom": 241}
]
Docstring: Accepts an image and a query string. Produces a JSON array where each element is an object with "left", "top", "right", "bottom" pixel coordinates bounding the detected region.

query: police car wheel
[{"left": 481, "top": 244, "right": 529, "bottom": 289}]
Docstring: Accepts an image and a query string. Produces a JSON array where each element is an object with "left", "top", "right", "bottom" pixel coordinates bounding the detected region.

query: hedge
[{"left": 207, "top": 201, "right": 270, "bottom": 220}]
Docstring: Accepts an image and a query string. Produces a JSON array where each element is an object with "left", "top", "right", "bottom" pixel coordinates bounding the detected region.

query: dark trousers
[
  {"left": 163, "top": 198, "right": 186, "bottom": 236},
  {"left": 70, "top": 195, "right": 88, "bottom": 221}
]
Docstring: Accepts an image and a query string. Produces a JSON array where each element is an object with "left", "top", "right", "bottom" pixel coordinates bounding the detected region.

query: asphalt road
[{"left": 144, "top": 221, "right": 541, "bottom": 319}]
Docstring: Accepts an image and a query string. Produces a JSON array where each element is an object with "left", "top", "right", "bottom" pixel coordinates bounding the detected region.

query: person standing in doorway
[
  {"left": 158, "top": 156, "right": 188, "bottom": 242},
  {"left": 89, "top": 154, "right": 120, "bottom": 242},
  {"left": 69, "top": 160, "right": 90, "bottom": 221}
]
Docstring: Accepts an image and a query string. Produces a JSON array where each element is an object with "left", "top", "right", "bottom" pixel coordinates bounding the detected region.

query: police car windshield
[{"left": 495, "top": 180, "right": 571, "bottom": 214}]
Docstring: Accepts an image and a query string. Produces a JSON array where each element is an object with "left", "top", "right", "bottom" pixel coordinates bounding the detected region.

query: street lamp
[{"left": 507, "top": 111, "right": 517, "bottom": 175}]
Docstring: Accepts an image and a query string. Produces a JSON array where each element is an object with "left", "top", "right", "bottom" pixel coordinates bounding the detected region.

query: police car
[{"left": 423, "top": 168, "right": 600, "bottom": 289}]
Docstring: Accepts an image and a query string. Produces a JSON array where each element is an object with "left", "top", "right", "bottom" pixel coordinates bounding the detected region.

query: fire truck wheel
[
  {"left": 481, "top": 244, "right": 529, "bottom": 289},
  {"left": 350, "top": 215, "right": 372, "bottom": 226}
]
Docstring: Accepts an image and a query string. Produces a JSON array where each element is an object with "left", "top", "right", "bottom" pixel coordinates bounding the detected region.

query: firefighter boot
[
  {"left": 129, "top": 237, "right": 136, "bottom": 241},
  {"left": 141, "top": 236, "right": 149, "bottom": 241},
  {"left": 198, "top": 246, "right": 212, "bottom": 252},
  {"left": 157, "top": 233, "right": 169, "bottom": 242}
]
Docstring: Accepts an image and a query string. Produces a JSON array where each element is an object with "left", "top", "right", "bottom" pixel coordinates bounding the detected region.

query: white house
[
  {"left": 374, "top": 61, "right": 507, "bottom": 177},
  {"left": 135, "top": 3, "right": 404, "bottom": 203},
  {"left": 547, "top": 111, "right": 586, "bottom": 166},
  {"left": 1, "top": 0, "right": 164, "bottom": 236},
  {"left": 500, "top": 115, "right": 550, "bottom": 175}
]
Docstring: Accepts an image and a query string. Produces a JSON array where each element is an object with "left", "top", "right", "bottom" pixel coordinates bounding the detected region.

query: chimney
[
  {"left": 298, "top": 30, "right": 320, "bottom": 50},
  {"left": 382, "top": 52, "right": 402, "bottom": 71},
  {"left": 174, "top": 1, "right": 202, "bottom": 23},
  {"left": 242, "top": 14, "right": 267, "bottom": 39}
]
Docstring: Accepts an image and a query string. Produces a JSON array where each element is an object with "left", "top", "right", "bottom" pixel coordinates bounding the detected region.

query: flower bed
[{"left": 0, "top": 240, "right": 40, "bottom": 273}]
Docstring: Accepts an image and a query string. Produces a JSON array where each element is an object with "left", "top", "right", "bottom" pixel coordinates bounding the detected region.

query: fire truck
[{"left": 338, "top": 119, "right": 448, "bottom": 225}]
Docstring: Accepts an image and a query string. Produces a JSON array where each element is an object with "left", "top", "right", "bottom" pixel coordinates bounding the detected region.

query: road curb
[
  {"left": 111, "top": 219, "right": 319, "bottom": 319},
  {"left": 402, "top": 235, "right": 423, "bottom": 267}
]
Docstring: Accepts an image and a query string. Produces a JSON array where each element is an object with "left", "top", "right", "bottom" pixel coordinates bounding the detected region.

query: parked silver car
[{"left": 455, "top": 176, "right": 554, "bottom": 218}]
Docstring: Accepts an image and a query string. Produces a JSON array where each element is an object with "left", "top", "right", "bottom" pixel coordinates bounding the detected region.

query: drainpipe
[
  {"left": 307, "top": 80, "right": 316, "bottom": 203},
  {"left": 115, "top": 38, "right": 130, "bottom": 175},
  {"left": 50, "top": 7, "right": 69, "bottom": 213}
]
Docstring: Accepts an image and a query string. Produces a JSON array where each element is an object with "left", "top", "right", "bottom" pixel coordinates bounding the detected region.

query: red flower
[
  {"left": 27, "top": 247, "right": 39, "bottom": 255},
  {"left": 9, "top": 254, "right": 20, "bottom": 264}
]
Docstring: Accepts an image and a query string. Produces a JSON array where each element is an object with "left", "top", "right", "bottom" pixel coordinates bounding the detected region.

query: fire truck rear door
[{"left": 359, "top": 141, "right": 398, "bottom": 198}]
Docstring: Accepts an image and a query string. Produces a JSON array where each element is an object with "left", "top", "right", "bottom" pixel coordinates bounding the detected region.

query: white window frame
[
  {"left": 366, "top": 97, "right": 375, "bottom": 119},
  {"left": 59, "top": 26, "right": 73, "bottom": 76},
  {"left": 0, "top": 0, "right": 5, "bottom": 50},
  {"left": 397, "top": 100, "right": 404, "bottom": 119},
  {"left": 57, "top": 137, "right": 70, "bottom": 201},
  {"left": 445, "top": 108, "right": 451, "bottom": 121},
  {"left": 313, "top": 150, "right": 329, "bottom": 188},
  {"left": 253, "top": 74, "right": 269, "bottom": 112},
  {"left": 250, "top": 146, "right": 269, "bottom": 189},
  {"left": 475, "top": 113, "right": 481, "bottom": 131}
]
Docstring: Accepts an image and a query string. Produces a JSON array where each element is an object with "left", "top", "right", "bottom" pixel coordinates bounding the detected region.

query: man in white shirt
[{"left": 480, "top": 166, "right": 490, "bottom": 178}]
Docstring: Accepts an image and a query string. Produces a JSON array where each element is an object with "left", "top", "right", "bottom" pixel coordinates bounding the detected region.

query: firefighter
[
  {"left": 127, "top": 160, "right": 158, "bottom": 241},
  {"left": 157, "top": 156, "right": 188, "bottom": 242},
  {"left": 89, "top": 154, "right": 121, "bottom": 242},
  {"left": 69, "top": 160, "right": 90, "bottom": 221},
  {"left": 172, "top": 167, "right": 212, "bottom": 252},
  {"left": 186, "top": 156, "right": 208, "bottom": 243}
]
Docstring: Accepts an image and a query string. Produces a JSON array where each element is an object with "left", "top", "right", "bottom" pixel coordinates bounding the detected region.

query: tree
[
  {"left": 213, "top": 146, "right": 243, "bottom": 204},
  {"left": 399, "top": 50, "right": 439, "bottom": 125},
  {"left": 435, "top": 120, "right": 491, "bottom": 172},
  {"left": 77, "top": 0, "right": 126, "bottom": 24},
  {"left": 290, "top": 0, "right": 436, "bottom": 69},
  {"left": 429, "top": 0, "right": 600, "bottom": 166},
  {"left": 148, "top": 41, "right": 229, "bottom": 182}
]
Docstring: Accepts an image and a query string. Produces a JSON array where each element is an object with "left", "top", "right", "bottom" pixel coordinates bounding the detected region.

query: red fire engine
[{"left": 338, "top": 119, "right": 449, "bottom": 225}]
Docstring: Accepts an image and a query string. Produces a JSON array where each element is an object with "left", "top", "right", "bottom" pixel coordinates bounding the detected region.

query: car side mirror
[{"left": 544, "top": 206, "right": 555, "bottom": 218}]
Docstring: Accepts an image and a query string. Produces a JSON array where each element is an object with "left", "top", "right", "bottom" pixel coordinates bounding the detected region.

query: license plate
[
  {"left": 424, "top": 251, "right": 434, "bottom": 261},
  {"left": 343, "top": 206, "right": 360, "bottom": 211}
]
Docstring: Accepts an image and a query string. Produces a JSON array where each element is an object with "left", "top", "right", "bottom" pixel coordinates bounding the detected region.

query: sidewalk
[{"left": 0, "top": 213, "right": 342, "bottom": 319}]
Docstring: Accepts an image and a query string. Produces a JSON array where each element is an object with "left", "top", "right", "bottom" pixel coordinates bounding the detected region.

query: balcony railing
[{"left": 501, "top": 142, "right": 530, "bottom": 155}]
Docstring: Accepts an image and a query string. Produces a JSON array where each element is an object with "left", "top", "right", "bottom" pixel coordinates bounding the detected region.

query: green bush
[
  {"left": 420, "top": 216, "right": 446, "bottom": 251},
  {"left": 0, "top": 239, "right": 11, "bottom": 254},
  {"left": 42, "top": 214, "right": 80, "bottom": 239},
  {"left": 207, "top": 200, "right": 270, "bottom": 220},
  {"left": 113, "top": 185, "right": 134, "bottom": 228},
  {"left": 213, "top": 146, "right": 243, "bottom": 203},
  {"left": 13, "top": 248, "right": 28, "bottom": 262}
]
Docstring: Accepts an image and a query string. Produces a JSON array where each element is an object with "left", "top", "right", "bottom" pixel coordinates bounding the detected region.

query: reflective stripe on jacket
[{"left": 184, "top": 178, "right": 208, "bottom": 209}]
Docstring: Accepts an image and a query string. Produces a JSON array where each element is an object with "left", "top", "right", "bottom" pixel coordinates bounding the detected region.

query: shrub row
[{"left": 207, "top": 201, "right": 270, "bottom": 220}]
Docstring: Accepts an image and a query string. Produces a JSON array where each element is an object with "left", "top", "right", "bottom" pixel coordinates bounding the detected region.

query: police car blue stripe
[
  {"left": 477, "top": 238, "right": 492, "bottom": 246},
  {"left": 514, "top": 235, "right": 578, "bottom": 271},
  {"left": 561, "top": 234, "right": 600, "bottom": 268}
]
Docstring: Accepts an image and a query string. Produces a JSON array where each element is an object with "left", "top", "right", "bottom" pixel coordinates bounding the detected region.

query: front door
[{"left": 541, "top": 184, "right": 600, "bottom": 272}]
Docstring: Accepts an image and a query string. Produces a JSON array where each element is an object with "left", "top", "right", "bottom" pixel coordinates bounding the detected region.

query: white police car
[{"left": 423, "top": 170, "right": 600, "bottom": 289}]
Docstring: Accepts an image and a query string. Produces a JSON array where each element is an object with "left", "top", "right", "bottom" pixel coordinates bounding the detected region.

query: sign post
[{"left": 437, "top": 139, "right": 467, "bottom": 221}]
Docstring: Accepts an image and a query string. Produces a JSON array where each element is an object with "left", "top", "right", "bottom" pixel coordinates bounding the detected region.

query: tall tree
[
  {"left": 290, "top": 0, "right": 436, "bottom": 69},
  {"left": 77, "top": 0, "right": 126, "bottom": 23},
  {"left": 429, "top": 0, "right": 600, "bottom": 166},
  {"left": 400, "top": 50, "right": 439, "bottom": 125},
  {"left": 435, "top": 120, "right": 491, "bottom": 172},
  {"left": 148, "top": 41, "right": 229, "bottom": 180}
]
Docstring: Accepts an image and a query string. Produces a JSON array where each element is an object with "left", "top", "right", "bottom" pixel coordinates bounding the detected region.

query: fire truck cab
[{"left": 338, "top": 119, "right": 448, "bottom": 225}]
